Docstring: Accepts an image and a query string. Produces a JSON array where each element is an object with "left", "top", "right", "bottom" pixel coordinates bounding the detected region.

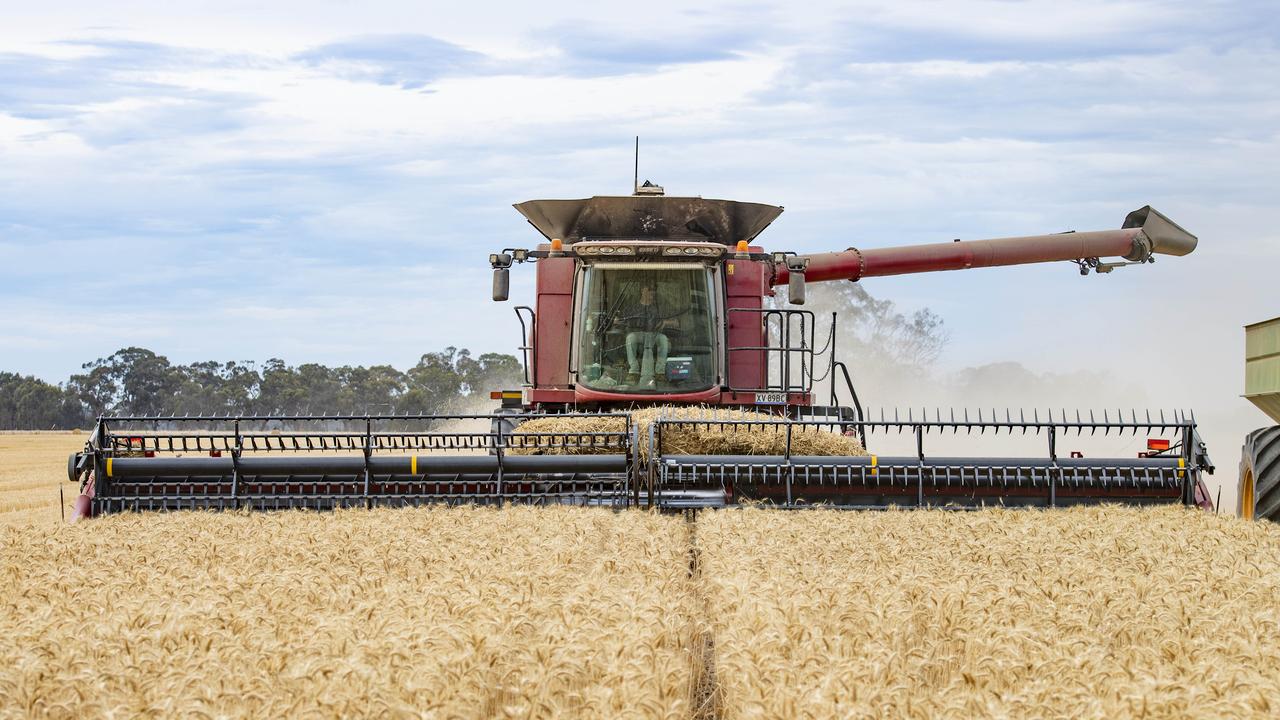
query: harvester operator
[{"left": 623, "top": 284, "right": 682, "bottom": 387}]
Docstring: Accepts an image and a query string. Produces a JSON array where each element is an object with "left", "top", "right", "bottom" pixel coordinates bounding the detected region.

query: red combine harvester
[{"left": 68, "top": 186, "right": 1215, "bottom": 514}]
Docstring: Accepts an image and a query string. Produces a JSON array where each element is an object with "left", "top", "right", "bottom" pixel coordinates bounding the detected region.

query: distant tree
[
  {"left": 255, "top": 358, "right": 307, "bottom": 414},
  {"left": 292, "top": 363, "right": 345, "bottom": 414},
  {"left": 0, "top": 372, "right": 88, "bottom": 429},
  {"left": 338, "top": 364, "right": 408, "bottom": 414},
  {"left": 65, "top": 363, "right": 115, "bottom": 418},
  {"left": 404, "top": 348, "right": 466, "bottom": 413},
  {"left": 172, "top": 360, "right": 261, "bottom": 416},
  {"left": 458, "top": 352, "right": 524, "bottom": 396},
  {"left": 68, "top": 347, "right": 182, "bottom": 416}
]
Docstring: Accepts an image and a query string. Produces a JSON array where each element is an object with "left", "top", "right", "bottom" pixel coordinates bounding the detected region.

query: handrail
[
  {"left": 726, "top": 308, "right": 815, "bottom": 394},
  {"left": 831, "top": 360, "right": 866, "bottom": 446},
  {"left": 514, "top": 305, "right": 536, "bottom": 385}
]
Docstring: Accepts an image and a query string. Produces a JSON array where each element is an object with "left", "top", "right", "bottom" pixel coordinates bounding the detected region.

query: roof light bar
[{"left": 578, "top": 241, "right": 723, "bottom": 258}]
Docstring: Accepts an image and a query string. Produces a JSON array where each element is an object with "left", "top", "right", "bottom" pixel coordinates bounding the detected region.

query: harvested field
[
  {"left": 0, "top": 432, "right": 81, "bottom": 526},
  {"left": 509, "top": 405, "right": 866, "bottom": 459},
  {"left": 0, "top": 507, "right": 699, "bottom": 719},
  {"left": 697, "top": 506, "right": 1280, "bottom": 719}
]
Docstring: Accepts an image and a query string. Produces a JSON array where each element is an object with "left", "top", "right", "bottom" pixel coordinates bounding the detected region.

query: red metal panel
[
  {"left": 725, "top": 257, "right": 767, "bottom": 390},
  {"left": 534, "top": 257, "right": 575, "bottom": 388},
  {"left": 527, "top": 388, "right": 575, "bottom": 405},
  {"left": 575, "top": 386, "right": 721, "bottom": 404}
]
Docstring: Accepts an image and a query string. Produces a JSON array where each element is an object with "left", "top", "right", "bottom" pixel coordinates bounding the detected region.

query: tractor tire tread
[{"left": 1242, "top": 426, "right": 1280, "bottom": 522}]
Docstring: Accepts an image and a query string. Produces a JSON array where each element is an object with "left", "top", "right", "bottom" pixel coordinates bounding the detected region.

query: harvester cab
[
  {"left": 66, "top": 181, "right": 1214, "bottom": 517},
  {"left": 494, "top": 192, "right": 788, "bottom": 408}
]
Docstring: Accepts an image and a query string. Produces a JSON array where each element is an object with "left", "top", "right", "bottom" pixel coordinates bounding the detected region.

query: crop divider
[
  {"left": 1047, "top": 425, "right": 1058, "bottom": 508},
  {"left": 784, "top": 422, "right": 794, "bottom": 506},
  {"left": 231, "top": 419, "right": 242, "bottom": 510},
  {"left": 915, "top": 424, "right": 925, "bottom": 507},
  {"left": 495, "top": 424, "right": 505, "bottom": 509},
  {"left": 362, "top": 417, "right": 372, "bottom": 509}
]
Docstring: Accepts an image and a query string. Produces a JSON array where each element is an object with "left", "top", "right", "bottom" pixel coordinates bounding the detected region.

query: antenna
[{"left": 631, "top": 136, "right": 664, "bottom": 195}]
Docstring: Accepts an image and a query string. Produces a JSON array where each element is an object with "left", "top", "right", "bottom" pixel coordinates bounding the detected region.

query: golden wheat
[
  {"left": 0, "top": 432, "right": 82, "bottom": 525},
  {"left": 6, "top": 435, "right": 1280, "bottom": 719},
  {"left": 510, "top": 405, "right": 865, "bottom": 459},
  {"left": 0, "top": 507, "right": 699, "bottom": 719},
  {"left": 697, "top": 505, "right": 1280, "bottom": 719}
]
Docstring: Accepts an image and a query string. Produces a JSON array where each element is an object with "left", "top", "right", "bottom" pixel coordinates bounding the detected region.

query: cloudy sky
[{"left": 2, "top": 1, "right": 1277, "bottom": 493}]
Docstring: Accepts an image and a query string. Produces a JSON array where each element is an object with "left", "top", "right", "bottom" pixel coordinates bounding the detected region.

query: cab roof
[{"left": 514, "top": 196, "right": 783, "bottom": 246}]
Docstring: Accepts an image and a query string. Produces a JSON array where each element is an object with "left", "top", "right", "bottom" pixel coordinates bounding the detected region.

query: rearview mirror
[
  {"left": 785, "top": 258, "right": 808, "bottom": 305},
  {"left": 788, "top": 271, "right": 805, "bottom": 305},
  {"left": 493, "top": 267, "right": 510, "bottom": 302}
]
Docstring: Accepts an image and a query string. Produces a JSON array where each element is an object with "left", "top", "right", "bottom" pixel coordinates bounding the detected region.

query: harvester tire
[{"left": 1239, "top": 426, "right": 1280, "bottom": 521}]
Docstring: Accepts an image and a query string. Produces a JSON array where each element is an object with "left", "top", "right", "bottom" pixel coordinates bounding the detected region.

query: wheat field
[
  {"left": 0, "top": 507, "right": 699, "bottom": 719},
  {"left": 4, "top": 434, "right": 1280, "bottom": 719},
  {"left": 0, "top": 432, "right": 82, "bottom": 526},
  {"left": 697, "top": 506, "right": 1280, "bottom": 719}
]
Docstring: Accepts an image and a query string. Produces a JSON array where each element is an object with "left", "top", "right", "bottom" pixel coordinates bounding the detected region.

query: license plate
[{"left": 754, "top": 392, "right": 787, "bottom": 405}]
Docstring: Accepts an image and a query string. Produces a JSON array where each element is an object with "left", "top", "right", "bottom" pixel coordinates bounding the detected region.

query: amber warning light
[{"left": 1147, "top": 438, "right": 1171, "bottom": 451}]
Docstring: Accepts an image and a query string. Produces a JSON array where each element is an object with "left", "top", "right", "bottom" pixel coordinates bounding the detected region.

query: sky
[{"left": 2, "top": 1, "right": 1277, "bottom": 502}]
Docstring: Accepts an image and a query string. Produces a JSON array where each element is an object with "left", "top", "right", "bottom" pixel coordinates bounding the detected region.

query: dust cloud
[{"left": 796, "top": 284, "right": 1263, "bottom": 514}]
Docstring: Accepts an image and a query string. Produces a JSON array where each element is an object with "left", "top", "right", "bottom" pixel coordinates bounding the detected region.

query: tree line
[{"left": 0, "top": 347, "right": 523, "bottom": 430}]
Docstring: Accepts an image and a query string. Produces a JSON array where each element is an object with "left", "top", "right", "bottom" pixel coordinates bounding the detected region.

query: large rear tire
[{"left": 1239, "top": 426, "right": 1280, "bottom": 521}]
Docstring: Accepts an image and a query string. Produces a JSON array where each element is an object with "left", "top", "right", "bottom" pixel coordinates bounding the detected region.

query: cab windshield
[{"left": 578, "top": 265, "right": 717, "bottom": 393}]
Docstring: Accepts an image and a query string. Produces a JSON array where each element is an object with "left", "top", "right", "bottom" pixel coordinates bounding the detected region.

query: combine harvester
[{"left": 68, "top": 181, "right": 1215, "bottom": 515}]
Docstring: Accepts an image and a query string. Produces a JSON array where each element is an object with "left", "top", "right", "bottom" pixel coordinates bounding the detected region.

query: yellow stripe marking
[
  {"left": 411, "top": 455, "right": 417, "bottom": 475},
  {"left": 870, "top": 454, "right": 878, "bottom": 476},
  {"left": 106, "top": 458, "right": 113, "bottom": 477},
  {"left": 1178, "top": 457, "right": 1185, "bottom": 478}
]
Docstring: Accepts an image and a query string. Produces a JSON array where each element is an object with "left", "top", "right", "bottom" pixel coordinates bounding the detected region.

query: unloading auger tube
[{"left": 771, "top": 206, "right": 1197, "bottom": 286}]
